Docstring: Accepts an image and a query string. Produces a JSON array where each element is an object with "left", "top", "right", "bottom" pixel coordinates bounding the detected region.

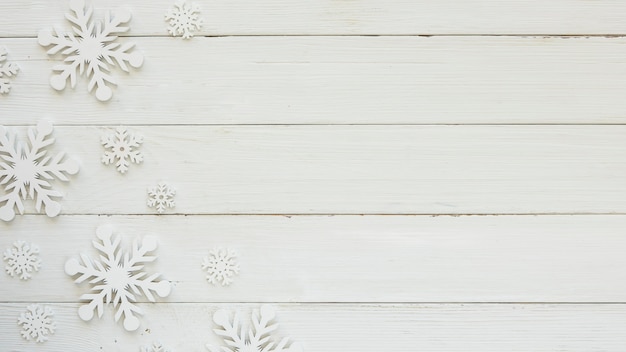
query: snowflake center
[
  {"left": 78, "top": 36, "right": 105, "bottom": 62},
  {"left": 14, "top": 252, "right": 29, "bottom": 267},
  {"left": 12, "top": 158, "right": 38, "bottom": 183},
  {"left": 105, "top": 265, "right": 130, "bottom": 291},
  {"left": 238, "top": 342, "right": 261, "bottom": 352},
  {"left": 215, "top": 260, "right": 228, "bottom": 273}
]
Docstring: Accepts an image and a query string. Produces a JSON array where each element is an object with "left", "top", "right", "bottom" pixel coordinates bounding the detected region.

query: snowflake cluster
[
  {"left": 202, "top": 248, "right": 240, "bottom": 286},
  {"left": 101, "top": 127, "right": 144, "bottom": 174},
  {"left": 147, "top": 182, "right": 176, "bottom": 213},
  {"left": 0, "top": 46, "right": 19, "bottom": 94},
  {"left": 18, "top": 304, "right": 56, "bottom": 343},
  {"left": 3, "top": 241, "right": 41, "bottom": 280},
  {"left": 165, "top": 1, "right": 203, "bottom": 39}
]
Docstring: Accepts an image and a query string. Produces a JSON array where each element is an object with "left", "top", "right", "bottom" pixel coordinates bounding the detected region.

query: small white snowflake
[
  {"left": 38, "top": 0, "right": 143, "bottom": 101},
  {"left": 18, "top": 304, "right": 56, "bottom": 343},
  {"left": 207, "top": 306, "right": 303, "bottom": 352},
  {"left": 0, "top": 122, "right": 80, "bottom": 222},
  {"left": 101, "top": 127, "right": 144, "bottom": 174},
  {"left": 3, "top": 241, "right": 41, "bottom": 280},
  {"left": 142, "top": 341, "right": 172, "bottom": 352},
  {"left": 0, "top": 46, "right": 19, "bottom": 94},
  {"left": 65, "top": 225, "right": 171, "bottom": 331},
  {"left": 147, "top": 182, "right": 176, "bottom": 214},
  {"left": 165, "top": 1, "right": 203, "bottom": 39},
  {"left": 202, "top": 248, "right": 239, "bottom": 286}
]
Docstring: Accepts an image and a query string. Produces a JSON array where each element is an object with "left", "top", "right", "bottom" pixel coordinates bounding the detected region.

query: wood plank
[
  {"left": 2, "top": 215, "right": 625, "bottom": 302},
  {"left": 1, "top": 303, "right": 625, "bottom": 350},
  {"left": 3, "top": 36, "right": 626, "bottom": 124},
  {"left": 2, "top": 1, "right": 626, "bottom": 36}
]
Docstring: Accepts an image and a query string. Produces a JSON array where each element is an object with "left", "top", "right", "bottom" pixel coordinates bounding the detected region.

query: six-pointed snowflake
[
  {"left": 101, "top": 127, "right": 144, "bottom": 174},
  {"left": 147, "top": 182, "right": 176, "bottom": 213},
  {"left": 207, "top": 306, "right": 303, "bottom": 352},
  {"left": 18, "top": 304, "right": 56, "bottom": 343},
  {"left": 3, "top": 241, "right": 41, "bottom": 280},
  {"left": 142, "top": 341, "right": 172, "bottom": 352},
  {"left": 38, "top": 0, "right": 143, "bottom": 101},
  {"left": 202, "top": 248, "right": 240, "bottom": 286},
  {"left": 0, "top": 46, "right": 19, "bottom": 94},
  {"left": 65, "top": 225, "right": 171, "bottom": 331},
  {"left": 0, "top": 122, "right": 80, "bottom": 222},
  {"left": 165, "top": 1, "right": 203, "bottom": 39}
]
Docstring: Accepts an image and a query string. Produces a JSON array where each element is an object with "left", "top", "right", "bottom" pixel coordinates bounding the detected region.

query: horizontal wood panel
[
  {"left": 1, "top": 303, "right": 625, "bottom": 350},
  {"left": 2, "top": 1, "right": 626, "bottom": 36},
  {"left": 1, "top": 215, "right": 625, "bottom": 302},
  {"left": 3, "top": 37, "right": 626, "bottom": 124}
]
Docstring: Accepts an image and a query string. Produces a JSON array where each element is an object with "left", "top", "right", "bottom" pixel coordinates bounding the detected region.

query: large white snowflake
[
  {"left": 3, "top": 241, "right": 41, "bottom": 280},
  {"left": 64, "top": 225, "right": 171, "bottom": 331},
  {"left": 147, "top": 182, "right": 176, "bottom": 213},
  {"left": 101, "top": 127, "right": 143, "bottom": 174},
  {"left": 18, "top": 304, "right": 56, "bottom": 343},
  {"left": 0, "top": 46, "right": 19, "bottom": 94},
  {"left": 165, "top": 1, "right": 203, "bottom": 39},
  {"left": 202, "top": 247, "right": 239, "bottom": 286},
  {"left": 0, "top": 122, "right": 80, "bottom": 222},
  {"left": 38, "top": 0, "right": 143, "bottom": 102},
  {"left": 207, "top": 306, "right": 303, "bottom": 352},
  {"left": 142, "top": 341, "right": 172, "bottom": 352}
]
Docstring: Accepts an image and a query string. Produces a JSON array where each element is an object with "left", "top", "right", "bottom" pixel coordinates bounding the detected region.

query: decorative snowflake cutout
[
  {"left": 0, "top": 122, "right": 80, "bottom": 222},
  {"left": 165, "top": 1, "right": 203, "bottom": 39},
  {"left": 18, "top": 304, "right": 56, "bottom": 343},
  {"left": 147, "top": 182, "right": 176, "bottom": 214},
  {"left": 202, "top": 248, "right": 240, "bottom": 286},
  {"left": 3, "top": 241, "right": 41, "bottom": 280},
  {"left": 65, "top": 225, "right": 171, "bottom": 331},
  {"left": 0, "top": 46, "right": 19, "bottom": 94},
  {"left": 38, "top": 0, "right": 143, "bottom": 101},
  {"left": 207, "top": 306, "right": 303, "bottom": 352},
  {"left": 101, "top": 127, "right": 144, "bottom": 174},
  {"left": 142, "top": 341, "right": 172, "bottom": 352}
]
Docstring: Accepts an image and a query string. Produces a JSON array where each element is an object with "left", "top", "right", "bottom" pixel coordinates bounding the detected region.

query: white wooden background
[{"left": 2, "top": 1, "right": 626, "bottom": 350}]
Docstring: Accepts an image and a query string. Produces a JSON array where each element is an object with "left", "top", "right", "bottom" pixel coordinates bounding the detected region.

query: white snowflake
[
  {"left": 101, "top": 127, "right": 144, "bottom": 174},
  {"left": 64, "top": 225, "right": 171, "bottom": 331},
  {"left": 0, "top": 46, "right": 19, "bottom": 94},
  {"left": 3, "top": 241, "right": 41, "bottom": 280},
  {"left": 165, "top": 1, "right": 203, "bottom": 39},
  {"left": 37, "top": 0, "right": 143, "bottom": 102},
  {"left": 202, "top": 248, "right": 239, "bottom": 286},
  {"left": 207, "top": 306, "right": 303, "bottom": 352},
  {"left": 142, "top": 341, "right": 172, "bottom": 352},
  {"left": 0, "top": 122, "right": 80, "bottom": 222},
  {"left": 147, "top": 182, "right": 176, "bottom": 213},
  {"left": 17, "top": 304, "right": 56, "bottom": 343}
]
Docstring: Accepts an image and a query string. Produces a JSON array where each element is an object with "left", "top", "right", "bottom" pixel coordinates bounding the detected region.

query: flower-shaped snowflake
[
  {"left": 101, "top": 127, "right": 144, "bottom": 174},
  {"left": 0, "top": 122, "right": 80, "bottom": 222},
  {"left": 165, "top": 1, "right": 203, "bottom": 39},
  {"left": 202, "top": 248, "right": 239, "bottom": 286},
  {"left": 147, "top": 182, "right": 176, "bottom": 213},
  {"left": 18, "top": 304, "right": 56, "bottom": 343},
  {"left": 0, "top": 46, "right": 19, "bottom": 94},
  {"left": 142, "top": 341, "right": 172, "bottom": 352},
  {"left": 65, "top": 225, "right": 171, "bottom": 331},
  {"left": 3, "top": 241, "right": 41, "bottom": 280},
  {"left": 38, "top": 0, "right": 143, "bottom": 101}
]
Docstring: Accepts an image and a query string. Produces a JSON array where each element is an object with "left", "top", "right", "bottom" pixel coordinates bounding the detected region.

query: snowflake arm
[
  {"left": 0, "top": 46, "right": 19, "bottom": 94},
  {"left": 18, "top": 304, "right": 56, "bottom": 343},
  {"left": 3, "top": 241, "right": 41, "bottom": 280},
  {"left": 101, "top": 127, "right": 144, "bottom": 174},
  {"left": 142, "top": 341, "right": 172, "bottom": 352}
]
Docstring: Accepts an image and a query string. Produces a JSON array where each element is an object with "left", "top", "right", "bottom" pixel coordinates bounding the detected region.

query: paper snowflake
[
  {"left": 165, "top": 1, "right": 203, "bottom": 39},
  {"left": 0, "top": 122, "right": 80, "bottom": 222},
  {"left": 207, "top": 306, "right": 303, "bottom": 352},
  {"left": 202, "top": 248, "right": 239, "bottom": 286},
  {"left": 147, "top": 182, "right": 176, "bottom": 214},
  {"left": 3, "top": 241, "right": 41, "bottom": 280},
  {"left": 101, "top": 127, "right": 144, "bottom": 174},
  {"left": 18, "top": 304, "right": 56, "bottom": 343},
  {"left": 65, "top": 225, "right": 171, "bottom": 331},
  {"left": 37, "top": 0, "right": 143, "bottom": 101},
  {"left": 142, "top": 341, "right": 172, "bottom": 352},
  {"left": 0, "top": 46, "right": 19, "bottom": 94}
]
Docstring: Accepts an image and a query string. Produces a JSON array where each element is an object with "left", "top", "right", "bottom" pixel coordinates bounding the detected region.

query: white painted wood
[
  {"left": 3, "top": 37, "right": 626, "bottom": 124},
  {"left": 1, "top": 303, "right": 625, "bottom": 351},
  {"left": 2, "top": 1, "right": 626, "bottom": 37},
  {"left": 2, "top": 215, "right": 625, "bottom": 302}
]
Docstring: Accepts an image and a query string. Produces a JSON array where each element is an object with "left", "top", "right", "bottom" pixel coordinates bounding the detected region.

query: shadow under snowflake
[
  {"left": 202, "top": 247, "right": 239, "bottom": 286},
  {"left": 3, "top": 241, "right": 41, "bottom": 280},
  {"left": 18, "top": 304, "right": 56, "bottom": 343}
]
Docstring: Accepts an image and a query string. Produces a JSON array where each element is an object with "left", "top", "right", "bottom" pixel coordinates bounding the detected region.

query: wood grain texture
[
  {"left": 3, "top": 37, "right": 626, "bottom": 124},
  {"left": 2, "top": 0, "right": 626, "bottom": 36},
  {"left": 1, "top": 215, "right": 626, "bottom": 303}
]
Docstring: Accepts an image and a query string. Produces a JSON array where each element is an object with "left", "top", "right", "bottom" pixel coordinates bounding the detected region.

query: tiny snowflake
[
  {"left": 38, "top": 0, "right": 143, "bottom": 101},
  {"left": 0, "top": 46, "right": 19, "bottom": 94},
  {"left": 101, "top": 127, "right": 144, "bottom": 174},
  {"left": 3, "top": 241, "right": 41, "bottom": 280},
  {"left": 0, "top": 122, "right": 80, "bottom": 222},
  {"left": 65, "top": 225, "right": 171, "bottom": 331},
  {"left": 142, "top": 341, "right": 172, "bottom": 352},
  {"left": 207, "top": 306, "right": 303, "bottom": 352},
  {"left": 202, "top": 248, "right": 240, "bottom": 286},
  {"left": 147, "top": 182, "right": 176, "bottom": 214},
  {"left": 165, "top": 1, "right": 203, "bottom": 39},
  {"left": 18, "top": 304, "right": 56, "bottom": 343}
]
